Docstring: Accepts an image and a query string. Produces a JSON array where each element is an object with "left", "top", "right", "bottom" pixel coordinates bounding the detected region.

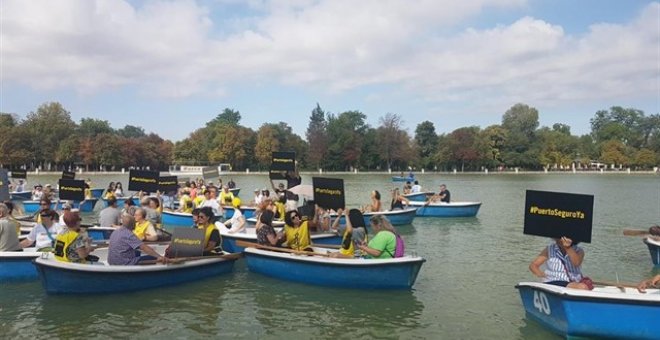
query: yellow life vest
[
  {"left": 104, "top": 192, "right": 115, "bottom": 199},
  {"left": 192, "top": 195, "right": 205, "bottom": 208},
  {"left": 197, "top": 223, "right": 219, "bottom": 252},
  {"left": 339, "top": 228, "right": 355, "bottom": 256},
  {"left": 54, "top": 230, "right": 84, "bottom": 263},
  {"left": 219, "top": 191, "right": 234, "bottom": 205},
  {"left": 180, "top": 195, "right": 193, "bottom": 213},
  {"left": 134, "top": 220, "right": 151, "bottom": 240},
  {"left": 274, "top": 202, "right": 285, "bottom": 221},
  {"left": 284, "top": 221, "right": 311, "bottom": 251},
  {"left": 84, "top": 188, "right": 92, "bottom": 199},
  {"left": 10, "top": 216, "right": 21, "bottom": 236}
]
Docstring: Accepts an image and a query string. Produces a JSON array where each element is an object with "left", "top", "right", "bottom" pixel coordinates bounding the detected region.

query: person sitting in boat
[
  {"left": 108, "top": 214, "right": 167, "bottom": 265},
  {"left": 528, "top": 236, "right": 591, "bottom": 290},
  {"left": 189, "top": 181, "right": 198, "bottom": 200},
  {"left": 283, "top": 210, "right": 312, "bottom": 251},
  {"left": 362, "top": 190, "right": 382, "bottom": 213},
  {"left": 403, "top": 181, "right": 412, "bottom": 195},
  {"left": 139, "top": 195, "right": 161, "bottom": 228},
  {"left": 256, "top": 210, "right": 285, "bottom": 247},
  {"left": 390, "top": 188, "right": 410, "bottom": 210},
  {"left": 31, "top": 184, "right": 44, "bottom": 201},
  {"left": 178, "top": 188, "right": 193, "bottom": 213},
  {"left": 313, "top": 205, "right": 332, "bottom": 232},
  {"left": 637, "top": 274, "right": 660, "bottom": 293},
  {"left": 356, "top": 214, "right": 396, "bottom": 259},
  {"left": 251, "top": 188, "right": 262, "bottom": 206},
  {"left": 329, "top": 208, "right": 368, "bottom": 258},
  {"left": 122, "top": 197, "right": 137, "bottom": 217},
  {"left": 54, "top": 210, "right": 94, "bottom": 263},
  {"left": 197, "top": 207, "right": 222, "bottom": 255},
  {"left": 224, "top": 198, "right": 246, "bottom": 234},
  {"left": 16, "top": 179, "right": 25, "bottom": 192},
  {"left": 199, "top": 189, "right": 222, "bottom": 217},
  {"left": 114, "top": 182, "right": 125, "bottom": 198},
  {"left": 43, "top": 184, "right": 57, "bottom": 201},
  {"left": 219, "top": 185, "right": 235, "bottom": 206},
  {"left": 133, "top": 208, "right": 159, "bottom": 242},
  {"left": 274, "top": 195, "right": 286, "bottom": 221},
  {"left": 104, "top": 182, "right": 116, "bottom": 199},
  {"left": 99, "top": 197, "right": 122, "bottom": 228},
  {"left": 148, "top": 194, "right": 163, "bottom": 227},
  {"left": 227, "top": 178, "right": 236, "bottom": 189},
  {"left": 0, "top": 203, "right": 21, "bottom": 252},
  {"left": 411, "top": 180, "right": 422, "bottom": 193},
  {"left": 20, "top": 209, "right": 63, "bottom": 251},
  {"left": 426, "top": 184, "right": 451, "bottom": 204}
]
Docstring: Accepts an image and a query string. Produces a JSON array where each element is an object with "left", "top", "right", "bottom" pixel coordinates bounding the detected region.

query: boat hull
[
  {"left": 331, "top": 208, "right": 418, "bottom": 226},
  {"left": 35, "top": 256, "right": 237, "bottom": 294},
  {"left": 644, "top": 237, "right": 660, "bottom": 267},
  {"left": 223, "top": 206, "right": 256, "bottom": 219},
  {"left": 10, "top": 191, "right": 32, "bottom": 200},
  {"left": 403, "top": 192, "right": 431, "bottom": 202},
  {"left": 516, "top": 282, "right": 660, "bottom": 339},
  {"left": 220, "top": 227, "right": 342, "bottom": 253},
  {"left": 244, "top": 248, "right": 425, "bottom": 289},
  {"left": 162, "top": 211, "right": 193, "bottom": 226},
  {"left": 101, "top": 197, "right": 140, "bottom": 209},
  {"left": 90, "top": 188, "right": 105, "bottom": 199},
  {"left": 229, "top": 188, "right": 240, "bottom": 197},
  {"left": 407, "top": 201, "right": 481, "bottom": 217},
  {"left": 87, "top": 227, "right": 115, "bottom": 241},
  {"left": 392, "top": 176, "right": 414, "bottom": 182},
  {"left": 0, "top": 252, "right": 42, "bottom": 281}
]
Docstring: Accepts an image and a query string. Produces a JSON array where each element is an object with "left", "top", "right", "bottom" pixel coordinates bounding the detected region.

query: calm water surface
[{"left": 1, "top": 173, "right": 659, "bottom": 339}]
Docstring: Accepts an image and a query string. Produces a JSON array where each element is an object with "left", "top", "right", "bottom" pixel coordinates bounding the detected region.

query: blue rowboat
[
  {"left": 516, "top": 282, "right": 660, "bottom": 339},
  {"left": 644, "top": 237, "right": 660, "bottom": 267},
  {"left": 219, "top": 224, "right": 342, "bottom": 253},
  {"left": 244, "top": 247, "right": 425, "bottom": 289},
  {"left": 403, "top": 192, "right": 432, "bottom": 202},
  {"left": 74, "top": 198, "right": 99, "bottom": 212},
  {"left": 34, "top": 253, "right": 240, "bottom": 294},
  {"left": 245, "top": 218, "right": 285, "bottom": 228},
  {"left": 86, "top": 226, "right": 115, "bottom": 241},
  {"left": 10, "top": 191, "right": 32, "bottom": 200},
  {"left": 331, "top": 208, "right": 418, "bottom": 226},
  {"left": 90, "top": 188, "right": 105, "bottom": 199},
  {"left": 101, "top": 197, "right": 140, "bottom": 208},
  {"left": 229, "top": 188, "right": 241, "bottom": 197},
  {"left": 392, "top": 176, "right": 414, "bottom": 182},
  {"left": 162, "top": 210, "right": 193, "bottom": 226},
  {"left": 406, "top": 201, "right": 481, "bottom": 217},
  {"left": 0, "top": 249, "right": 44, "bottom": 281},
  {"left": 21, "top": 200, "right": 64, "bottom": 214},
  {"left": 223, "top": 205, "right": 257, "bottom": 219}
]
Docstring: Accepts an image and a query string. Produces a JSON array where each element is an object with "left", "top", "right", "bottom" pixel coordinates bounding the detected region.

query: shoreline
[{"left": 14, "top": 170, "right": 660, "bottom": 176}]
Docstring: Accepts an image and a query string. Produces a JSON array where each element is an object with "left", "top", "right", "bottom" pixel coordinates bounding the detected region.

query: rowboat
[
  {"left": 244, "top": 246, "right": 425, "bottom": 289},
  {"left": 21, "top": 200, "right": 64, "bottom": 213},
  {"left": 86, "top": 226, "right": 116, "bottom": 241},
  {"left": 392, "top": 176, "right": 414, "bottom": 182},
  {"left": 75, "top": 198, "right": 99, "bottom": 212},
  {"left": 229, "top": 188, "right": 241, "bottom": 197},
  {"left": 516, "top": 282, "right": 660, "bottom": 339},
  {"left": 101, "top": 197, "right": 140, "bottom": 208},
  {"left": 90, "top": 188, "right": 105, "bottom": 199},
  {"left": 406, "top": 201, "right": 481, "bottom": 217},
  {"left": 34, "top": 252, "right": 240, "bottom": 294},
  {"left": 330, "top": 208, "right": 418, "bottom": 226},
  {"left": 223, "top": 205, "right": 257, "bottom": 219},
  {"left": 644, "top": 237, "right": 660, "bottom": 267},
  {"left": 9, "top": 191, "right": 31, "bottom": 200},
  {"left": 162, "top": 210, "right": 193, "bottom": 227},
  {"left": 245, "top": 217, "right": 285, "bottom": 227},
  {"left": 218, "top": 224, "right": 342, "bottom": 253},
  {"left": 403, "top": 192, "right": 432, "bottom": 202}
]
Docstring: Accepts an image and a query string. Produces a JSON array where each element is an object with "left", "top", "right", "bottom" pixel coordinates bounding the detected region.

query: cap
[
  {"left": 254, "top": 188, "right": 260, "bottom": 192},
  {"left": 62, "top": 203, "right": 73, "bottom": 210}
]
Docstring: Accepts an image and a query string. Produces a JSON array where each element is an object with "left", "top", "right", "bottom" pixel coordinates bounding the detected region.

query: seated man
[{"left": 108, "top": 214, "right": 167, "bottom": 265}]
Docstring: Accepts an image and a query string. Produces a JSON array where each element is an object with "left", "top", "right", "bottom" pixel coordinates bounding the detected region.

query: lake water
[{"left": 2, "top": 173, "right": 659, "bottom": 339}]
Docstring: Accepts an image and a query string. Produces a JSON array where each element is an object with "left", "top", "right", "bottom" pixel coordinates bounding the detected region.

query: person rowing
[{"left": 108, "top": 214, "right": 167, "bottom": 265}]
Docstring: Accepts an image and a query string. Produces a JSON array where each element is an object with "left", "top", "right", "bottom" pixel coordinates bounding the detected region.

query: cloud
[{"left": 2, "top": 0, "right": 657, "bottom": 112}]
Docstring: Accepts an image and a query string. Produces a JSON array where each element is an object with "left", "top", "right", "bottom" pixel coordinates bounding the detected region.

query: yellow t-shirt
[{"left": 284, "top": 221, "right": 311, "bottom": 251}]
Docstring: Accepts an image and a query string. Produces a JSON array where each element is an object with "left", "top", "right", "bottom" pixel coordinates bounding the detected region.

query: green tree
[
  {"left": 600, "top": 140, "right": 629, "bottom": 167},
  {"left": 78, "top": 118, "right": 113, "bottom": 137},
  {"left": 209, "top": 125, "right": 255, "bottom": 170},
  {"left": 326, "top": 111, "right": 368, "bottom": 170},
  {"left": 23, "top": 102, "right": 77, "bottom": 168},
  {"left": 117, "top": 125, "right": 146, "bottom": 139},
  {"left": 500, "top": 103, "right": 540, "bottom": 168},
  {"left": 254, "top": 124, "right": 280, "bottom": 168},
  {"left": 376, "top": 113, "right": 414, "bottom": 170},
  {"left": 207, "top": 108, "right": 241, "bottom": 128},
  {"left": 633, "top": 148, "right": 657, "bottom": 169},
  {"left": 305, "top": 104, "right": 328, "bottom": 170},
  {"left": 414, "top": 121, "right": 438, "bottom": 169},
  {"left": 590, "top": 106, "right": 646, "bottom": 147}
]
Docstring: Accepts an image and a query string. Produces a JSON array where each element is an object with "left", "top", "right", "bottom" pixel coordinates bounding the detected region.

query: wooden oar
[
  {"left": 139, "top": 252, "right": 243, "bottom": 265},
  {"left": 236, "top": 240, "right": 330, "bottom": 257},
  {"left": 623, "top": 229, "right": 650, "bottom": 236},
  {"left": 593, "top": 280, "right": 639, "bottom": 289},
  {"left": 311, "top": 243, "right": 342, "bottom": 249}
]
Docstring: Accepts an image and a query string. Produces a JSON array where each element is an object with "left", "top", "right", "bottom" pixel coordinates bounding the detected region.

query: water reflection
[
  {"left": 517, "top": 317, "right": 562, "bottom": 340},
  {"left": 247, "top": 272, "right": 425, "bottom": 339}
]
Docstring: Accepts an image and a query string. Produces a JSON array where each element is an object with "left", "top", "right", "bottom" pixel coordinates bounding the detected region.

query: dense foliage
[{"left": 1, "top": 102, "right": 658, "bottom": 171}]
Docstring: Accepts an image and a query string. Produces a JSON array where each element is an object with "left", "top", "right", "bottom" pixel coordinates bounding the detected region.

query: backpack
[{"left": 394, "top": 234, "right": 405, "bottom": 257}]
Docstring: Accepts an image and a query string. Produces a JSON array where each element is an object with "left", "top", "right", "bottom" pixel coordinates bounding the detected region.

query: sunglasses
[{"left": 40, "top": 214, "right": 51, "bottom": 218}]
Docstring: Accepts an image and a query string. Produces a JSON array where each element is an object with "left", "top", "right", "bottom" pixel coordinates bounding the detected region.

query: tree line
[{"left": 1, "top": 102, "right": 658, "bottom": 172}]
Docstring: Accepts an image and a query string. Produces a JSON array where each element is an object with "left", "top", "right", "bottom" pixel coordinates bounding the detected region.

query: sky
[{"left": 1, "top": 0, "right": 658, "bottom": 142}]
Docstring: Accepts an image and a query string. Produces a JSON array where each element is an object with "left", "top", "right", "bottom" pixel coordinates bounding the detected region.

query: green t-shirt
[{"left": 367, "top": 230, "right": 396, "bottom": 259}]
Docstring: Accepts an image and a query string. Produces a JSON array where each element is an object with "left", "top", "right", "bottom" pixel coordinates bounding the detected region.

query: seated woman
[
  {"left": 283, "top": 210, "right": 312, "bottom": 251},
  {"left": 104, "top": 182, "right": 116, "bottom": 199},
  {"left": 356, "top": 214, "right": 396, "bottom": 259},
  {"left": 133, "top": 208, "right": 159, "bottom": 242},
  {"left": 54, "top": 211, "right": 94, "bottom": 263},
  {"left": 362, "top": 190, "right": 381, "bottom": 213},
  {"left": 390, "top": 188, "right": 410, "bottom": 210},
  {"left": 256, "top": 210, "right": 284, "bottom": 247},
  {"left": 224, "top": 198, "right": 246, "bottom": 234},
  {"left": 529, "top": 236, "right": 591, "bottom": 290},
  {"left": 197, "top": 207, "right": 222, "bottom": 255}
]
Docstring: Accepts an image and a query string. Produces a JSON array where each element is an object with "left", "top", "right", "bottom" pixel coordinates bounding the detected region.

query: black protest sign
[
  {"left": 270, "top": 152, "right": 295, "bottom": 179},
  {"left": 58, "top": 179, "right": 85, "bottom": 201},
  {"left": 10, "top": 169, "right": 26, "bottom": 179},
  {"left": 524, "top": 190, "right": 594, "bottom": 243},
  {"left": 0, "top": 169, "right": 9, "bottom": 201},
  {"left": 312, "top": 177, "right": 344, "bottom": 211},
  {"left": 159, "top": 176, "right": 178, "bottom": 193},
  {"left": 202, "top": 166, "right": 219, "bottom": 180},
  {"left": 61, "top": 171, "right": 76, "bottom": 180},
  {"left": 128, "top": 170, "right": 159, "bottom": 193},
  {"left": 170, "top": 228, "right": 205, "bottom": 257}
]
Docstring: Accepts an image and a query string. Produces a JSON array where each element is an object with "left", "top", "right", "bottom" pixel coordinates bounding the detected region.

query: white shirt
[
  {"left": 227, "top": 209, "right": 245, "bottom": 232},
  {"left": 411, "top": 185, "right": 422, "bottom": 193},
  {"left": 255, "top": 194, "right": 263, "bottom": 206},
  {"left": 199, "top": 198, "right": 222, "bottom": 216},
  {"left": 27, "top": 223, "right": 64, "bottom": 249}
]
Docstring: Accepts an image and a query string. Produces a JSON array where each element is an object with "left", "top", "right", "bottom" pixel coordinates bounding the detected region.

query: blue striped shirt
[{"left": 544, "top": 243, "right": 584, "bottom": 282}]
